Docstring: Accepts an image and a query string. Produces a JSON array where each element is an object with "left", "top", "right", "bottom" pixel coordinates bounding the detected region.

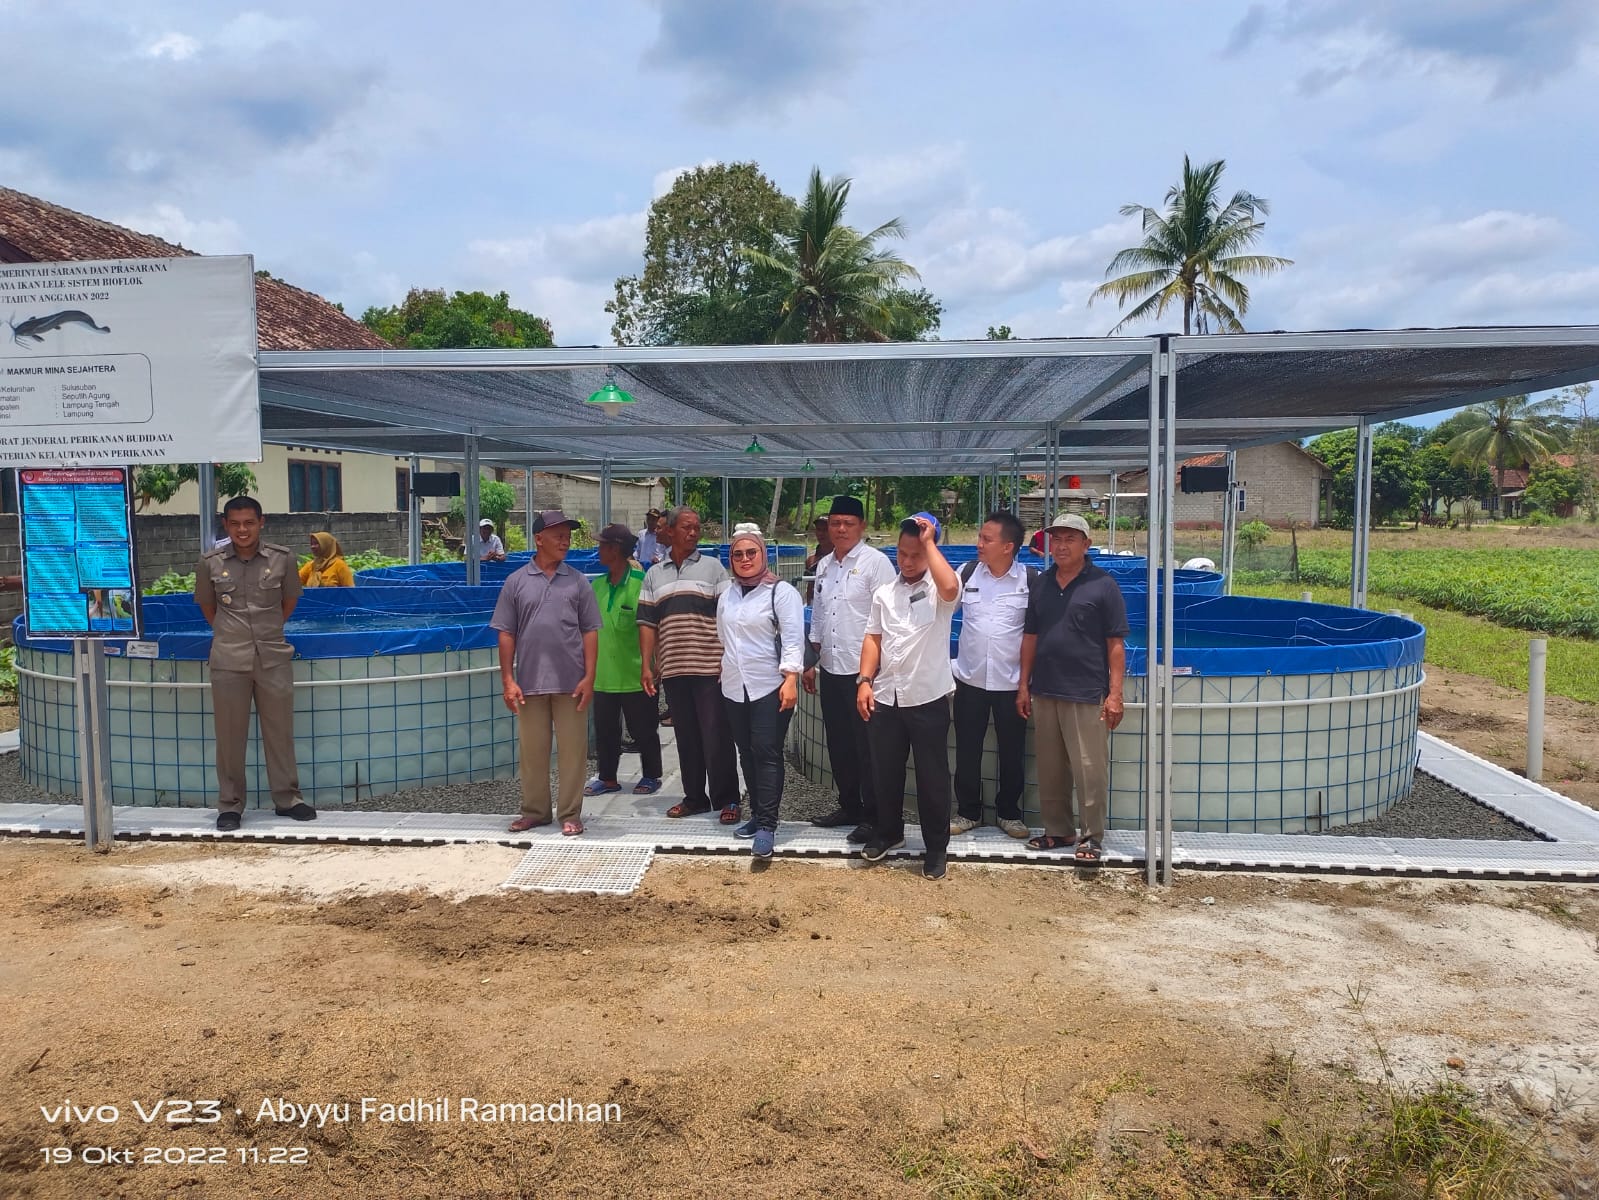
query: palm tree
[
  {"left": 741, "top": 168, "right": 920, "bottom": 343},
  {"left": 1091, "top": 156, "right": 1293, "bottom": 334},
  {"left": 1444, "top": 394, "right": 1570, "bottom": 517}
]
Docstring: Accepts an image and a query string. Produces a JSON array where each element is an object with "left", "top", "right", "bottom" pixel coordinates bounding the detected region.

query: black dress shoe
[
  {"left": 811, "top": 806, "right": 860, "bottom": 828},
  {"left": 922, "top": 850, "right": 948, "bottom": 881},
  {"left": 216, "top": 812, "right": 241, "bottom": 832},
  {"left": 273, "top": 803, "right": 318, "bottom": 821},
  {"left": 845, "top": 823, "right": 876, "bottom": 845}
]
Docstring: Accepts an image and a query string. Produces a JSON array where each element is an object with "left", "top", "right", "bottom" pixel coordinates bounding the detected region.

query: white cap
[
  {"left": 1045, "top": 512, "right": 1092, "bottom": 536},
  {"left": 479, "top": 518, "right": 494, "bottom": 527}
]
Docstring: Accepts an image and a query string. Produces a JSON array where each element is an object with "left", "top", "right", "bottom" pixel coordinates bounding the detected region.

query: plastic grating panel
[
  {"left": 501, "top": 842, "right": 655, "bottom": 896},
  {"left": 1416, "top": 732, "right": 1599, "bottom": 843}
]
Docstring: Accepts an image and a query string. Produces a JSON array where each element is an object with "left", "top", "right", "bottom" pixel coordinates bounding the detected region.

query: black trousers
[
  {"left": 818, "top": 668, "right": 875, "bottom": 821},
  {"left": 725, "top": 688, "right": 793, "bottom": 831},
  {"left": 662, "top": 675, "right": 739, "bottom": 810},
  {"left": 952, "top": 680, "right": 1027, "bottom": 822},
  {"left": 593, "top": 690, "right": 663, "bottom": 782},
  {"left": 869, "top": 696, "right": 953, "bottom": 855}
]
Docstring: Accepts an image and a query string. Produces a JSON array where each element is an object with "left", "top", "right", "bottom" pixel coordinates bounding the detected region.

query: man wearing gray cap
[
  {"left": 1018, "top": 512, "right": 1129, "bottom": 864},
  {"left": 492, "top": 510, "right": 601, "bottom": 835}
]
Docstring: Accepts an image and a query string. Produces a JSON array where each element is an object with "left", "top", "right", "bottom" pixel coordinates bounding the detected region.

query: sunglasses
[{"left": 730, "top": 548, "right": 762, "bottom": 559}]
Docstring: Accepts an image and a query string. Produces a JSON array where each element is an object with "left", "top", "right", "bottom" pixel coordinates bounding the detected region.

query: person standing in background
[
  {"left": 586, "top": 522, "right": 664, "bottom": 797},
  {"left": 194, "top": 496, "right": 312, "bottom": 831},
  {"left": 718, "top": 524, "right": 805, "bottom": 860},
  {"left": 950, "top": 511, "right": 1035, "bottom": 839},
  {"left": 637, "top": 508, "right": 666, "bottom": 567},
  {"left": 1018, "top": 513, "right": 1128, "bottom": 864},
  {"left": 493, "top": 510, "right": 600, "bottom": 836},
  {"left": 638, "top": 507, "right": 740, "bottom": 823},
  {"left": 856, "top": 515, "right": 961, "bottom": 880},
  {"left": 803, "top": 494, "right": 895, "bottom": 843},
  {"left": 299, "top": 532, "right": 355, "bottom": 588}
]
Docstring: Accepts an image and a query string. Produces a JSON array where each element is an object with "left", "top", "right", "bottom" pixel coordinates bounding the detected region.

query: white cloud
[
  {"left": 1455, "top": 266, "right": 1599, "bottom": 319},
  {"left": 1397, "top": 210, "right": 1568, "bottom": 279},
  {"left": 110, "top": 204, "right": 246, "bottom": 254},
  {"left": 915, "top": 212, "right": 1139, "bottom": 302},
  {"left": 143, "top": 32, "right": 200, "bottom": 61},
  {"left": 214, "top": 11, "right": 305, "bottom": 53},
  {"left": 849, "top": 143, "right": 970, "bottom": 209},
  {"left": 464, "top": 210, "right": 649, "bottom": 345}
]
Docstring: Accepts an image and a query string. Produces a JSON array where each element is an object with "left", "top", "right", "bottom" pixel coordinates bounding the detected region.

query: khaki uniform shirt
[{"left": 194, "top": 541, "right": 302, "bottom": 671}]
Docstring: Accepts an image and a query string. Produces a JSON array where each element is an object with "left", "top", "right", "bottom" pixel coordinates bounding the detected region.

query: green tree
[
  {"left": 1443, "top": 393, "right": 1568, "bottom": 518},
  {"left": 1374, "top": 420, "right": 1428, "bottom": 448},
  {"left": 986, "top": 324, "right": 1015, "bottom": 340},
  {"left": 607, "top": 162, "right": 794, "bottom": 346},
  {"left": 1413, "top": 444, "right": 1490, "bottom": 520},
  {"left": 1306, "top": 429, "right": 1421, "bottom": 526},
  {"left": 362, "top": 289, "right": 554, "bottom": 349},
  {"left": 741, "top": 167, "right": 922, "bottom": 343},
  {"left": 448, "top": 477, "right": 518, "bottom": 532},
  {"left": 133, "top": 463, "right": 256, "bottom": 512},
  {"left": 1560, "top": 382, "right": 1598, "bottom": 522},
  {"left": 1090, "top": 156, "right": 1292, "bottom": 334},
  {"left": 1524, "top": 462, "right": 1583, "bottom": 516}
]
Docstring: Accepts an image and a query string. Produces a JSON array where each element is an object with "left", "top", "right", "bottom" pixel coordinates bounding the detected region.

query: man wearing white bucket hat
[{"left": 1018, "top": 512, "right": 1128, "bottom": 865}]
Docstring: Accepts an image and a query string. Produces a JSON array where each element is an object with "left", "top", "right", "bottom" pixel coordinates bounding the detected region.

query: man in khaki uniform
[{"left": 194, "top": 496, "right": 314, "bottom": 831}]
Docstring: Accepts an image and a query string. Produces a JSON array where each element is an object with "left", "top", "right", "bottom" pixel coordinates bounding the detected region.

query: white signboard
[{"left": 0, "top": 254, "right": 260, "bottom": 466}]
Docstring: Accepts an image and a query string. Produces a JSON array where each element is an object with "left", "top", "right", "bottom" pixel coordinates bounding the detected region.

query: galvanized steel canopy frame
[{"left": 254, "top": 327, "right": 1599, "bottom": 883}]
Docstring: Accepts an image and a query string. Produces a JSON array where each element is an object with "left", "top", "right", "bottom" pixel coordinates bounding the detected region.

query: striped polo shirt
[{"left": 637, "top": 549, "right": 729, "bottom": 680}]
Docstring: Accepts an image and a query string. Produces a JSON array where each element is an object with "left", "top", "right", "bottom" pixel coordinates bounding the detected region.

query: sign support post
[{"left": 74, "top": 640, "right": 114, "bottom": 851}]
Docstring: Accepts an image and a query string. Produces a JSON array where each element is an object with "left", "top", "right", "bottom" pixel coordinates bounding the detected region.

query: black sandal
[{"left": 1074, "top": 837, "right": 1103, "bottom": 864}]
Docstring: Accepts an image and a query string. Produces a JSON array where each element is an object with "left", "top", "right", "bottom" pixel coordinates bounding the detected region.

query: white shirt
[
  {"left": 953, "top": 558, "right": 1033, "bottom": 691},
  {"left": 865, "top": 574, "right": 961, "bottom": 708},
  {"left": 717, "top": 579, "right": 806, "bottom": 703},
  {"left": 811, "top": 541, "right": 896, "bottom": 675},
  {"left": 471, "top": 534, "right": 504, "bottom": 558},
  {"left": 638, "top": 529, "right": 663, "bottom": 565}
]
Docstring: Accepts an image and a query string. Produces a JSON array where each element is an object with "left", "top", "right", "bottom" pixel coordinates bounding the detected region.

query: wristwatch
[{"left": 856, "top": 674, "right": 874, "bottom": 686}]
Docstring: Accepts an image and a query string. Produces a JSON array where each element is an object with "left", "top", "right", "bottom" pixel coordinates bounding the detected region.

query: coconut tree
[
  {"left": 1091, "top": 156, "right": 1292, "bottom": 334},
  {"left": 1444, "top": 393, "right": 1570, "bottom": 517},
  {"left": 740, "top": 167, "right": 920, "bottom": 343}
]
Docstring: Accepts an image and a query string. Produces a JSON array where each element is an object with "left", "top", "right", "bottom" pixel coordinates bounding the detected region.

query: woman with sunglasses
[{"left": 717, "top": 523, "right": 805, "bottom": 860}]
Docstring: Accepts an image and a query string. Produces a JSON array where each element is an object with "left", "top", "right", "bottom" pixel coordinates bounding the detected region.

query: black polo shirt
[{"left": 1023, "top": 562, "right": 1130, "bottom": 704}]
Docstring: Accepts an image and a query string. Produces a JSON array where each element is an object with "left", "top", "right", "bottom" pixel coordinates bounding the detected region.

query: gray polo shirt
[
  {"left": 1023, "top": 562, "right": 1129, "bottom": 704},
  {"left": 490, "top": 558, "right": 602, "bottom": 696}
]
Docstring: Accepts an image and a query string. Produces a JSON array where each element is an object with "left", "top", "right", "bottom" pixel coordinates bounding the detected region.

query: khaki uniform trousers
[
  {"left": 517, "top": 693, "right": 588, "bottom": 822},
  {"left": 211, "top": 656, "right": 303, "bottom": 813},
  {"left": 1032, "top": 696, "right": 1109, "bottom": 841}
]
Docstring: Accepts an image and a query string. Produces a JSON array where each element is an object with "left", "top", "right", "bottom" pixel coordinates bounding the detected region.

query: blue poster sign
[{"left": 19, "top": 466, "right": 140, "bottom": 638}]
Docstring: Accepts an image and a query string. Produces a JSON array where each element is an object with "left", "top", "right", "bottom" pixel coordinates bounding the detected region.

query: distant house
[
  {"left": 0, "top": 186, "right": 462, "bottom": 517},
  {"left": 1114, "top": 442, "right": 1334, "bottom": 529}
]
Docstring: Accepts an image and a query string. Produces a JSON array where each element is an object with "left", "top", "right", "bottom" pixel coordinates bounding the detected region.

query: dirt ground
[
  {"left": 0, "top": 839, "right": 1594, "bottom": 1199},
  {"left": 1420, "top": 666, "right": 1599, "bottom": 812}
]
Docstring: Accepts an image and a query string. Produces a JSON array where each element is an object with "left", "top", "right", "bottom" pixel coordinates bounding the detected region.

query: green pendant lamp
[{"left": 585, "top": 368, "right": 636, "bottom": 413}]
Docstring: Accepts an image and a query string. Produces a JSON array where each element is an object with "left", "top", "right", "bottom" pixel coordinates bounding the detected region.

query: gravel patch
[
  {"left": 0, "top": 749, "right": 1546, "bottom": 842},
  {"left": 1320, "top": 771, "right": 1545, "bottom": 842}
]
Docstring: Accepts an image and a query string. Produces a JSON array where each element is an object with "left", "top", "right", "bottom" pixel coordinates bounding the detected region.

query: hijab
[
  {"left": 730, "top": 525, "right": 780, "bottom": 588},
  {"left": 306, "top": 532, "right": 342, "bottom": 587}
]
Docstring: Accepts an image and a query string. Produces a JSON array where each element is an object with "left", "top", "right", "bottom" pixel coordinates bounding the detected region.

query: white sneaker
[
  {"left": 997, "top": 818, "right": 1031, "bottom": 839},
  {"left": 949, "top": 814, "right": 979, "bottom": 835}
]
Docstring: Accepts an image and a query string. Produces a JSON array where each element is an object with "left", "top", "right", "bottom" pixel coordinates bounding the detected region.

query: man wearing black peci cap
[{"left": 803, "top": 494, "right": 895, "bottom": 841}]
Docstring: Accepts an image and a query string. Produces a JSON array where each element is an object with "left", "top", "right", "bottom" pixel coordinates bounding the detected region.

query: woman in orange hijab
[{"left": 300, "top": 532, "right": 354, "bottom": 588}]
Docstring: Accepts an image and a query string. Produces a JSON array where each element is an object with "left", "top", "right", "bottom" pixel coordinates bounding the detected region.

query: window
[
  {"left": 288, "top": 460, "right": 342, "bottom": 513},
  {"left": 396, "top": 468, "right": 410, "bottom": 511}
]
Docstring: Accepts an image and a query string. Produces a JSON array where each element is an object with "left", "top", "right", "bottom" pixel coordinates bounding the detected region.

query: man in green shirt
[{"left": 586, "top": 523, "right": 664, "bottom": 795}]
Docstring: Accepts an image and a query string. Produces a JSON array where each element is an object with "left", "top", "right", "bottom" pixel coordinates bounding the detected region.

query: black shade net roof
[{"left": 257, "top": 327, "right": 1599, "bottom": 477}]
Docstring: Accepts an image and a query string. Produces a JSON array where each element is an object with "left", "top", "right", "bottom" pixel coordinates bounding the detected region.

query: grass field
[{"left": 1238, "top": 581, "right": 1599, "bottom": 704}]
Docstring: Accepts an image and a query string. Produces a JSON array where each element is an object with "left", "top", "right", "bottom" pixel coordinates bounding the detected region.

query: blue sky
[{"left": 3, "top": 0, "right": 1598, "bottom": 349}]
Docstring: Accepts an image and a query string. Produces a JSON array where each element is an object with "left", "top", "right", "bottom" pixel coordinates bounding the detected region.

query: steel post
[
  {"left": 463, "top": 436, "right": 481, "bottom": 587},
  {"left": 407, "top": 454, "right": 422, "bottom": 564}
]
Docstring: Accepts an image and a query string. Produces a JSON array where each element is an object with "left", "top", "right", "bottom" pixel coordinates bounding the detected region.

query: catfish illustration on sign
[{"left": 8, "top": 310, "right": 112, "bottom": 347}]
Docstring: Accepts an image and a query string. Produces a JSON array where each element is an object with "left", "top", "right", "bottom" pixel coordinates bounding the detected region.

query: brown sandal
[
  {"left": 666, "top": 801, "right": 710, "bottom": 819},
  {"left": 1027, "top": 834, "right": 1073, "bottom": 852}
]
